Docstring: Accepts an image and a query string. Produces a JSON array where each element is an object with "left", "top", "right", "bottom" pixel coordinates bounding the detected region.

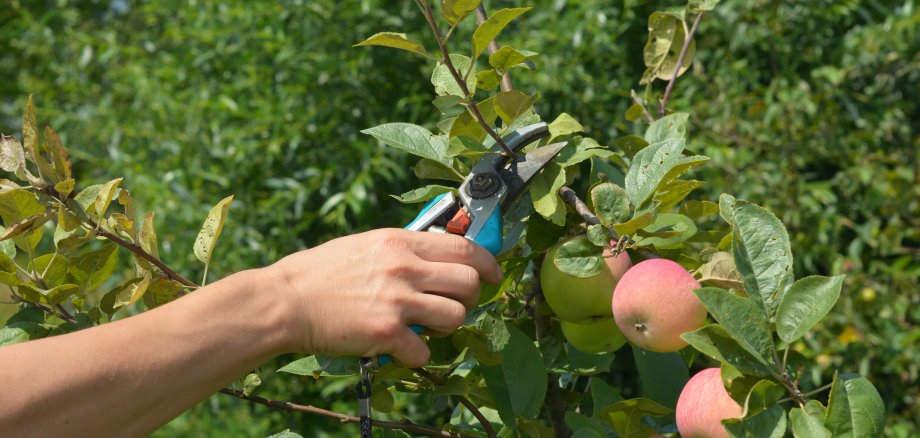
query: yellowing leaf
[
  {"left": 194, "top": 195, "right": 234, "bottom": 266},
  {"left": 442, "top": 0, "right": 481, "bottom": 25}
]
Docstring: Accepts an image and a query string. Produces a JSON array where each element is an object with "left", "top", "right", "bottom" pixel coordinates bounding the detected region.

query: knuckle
[
  {"left": 449, "top": 235, "right": 476, "bottom": 259},
  {"left": 383, "top": 260, "right": 418, "bottom": 281},
  {"left": 369, "top": 318, "right": 402, "bottom": 341},
  {"left": 377, "top": 229, "right": 408, "bottom": 250},
  {"left": 444, "top": 302, "right": 468, "bottom": 329}
]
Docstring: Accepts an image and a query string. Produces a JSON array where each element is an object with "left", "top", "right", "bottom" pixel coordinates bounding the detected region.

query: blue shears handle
[{"left": 376, "top": 193, "right": 501, "bottom": 366}]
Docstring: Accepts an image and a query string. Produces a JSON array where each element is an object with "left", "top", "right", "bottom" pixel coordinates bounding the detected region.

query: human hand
[{"left": 266, "top": 228, "right": 502, "bottom": 367}]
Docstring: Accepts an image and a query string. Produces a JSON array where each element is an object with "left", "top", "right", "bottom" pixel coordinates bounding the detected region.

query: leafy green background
[{"left": 1, "top": 0, "right": 916, "bottom": 435}]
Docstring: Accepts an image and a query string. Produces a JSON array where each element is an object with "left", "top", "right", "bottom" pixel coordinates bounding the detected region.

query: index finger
[{"left": 406, "top": 231, "right": 503, "bottom": 284}]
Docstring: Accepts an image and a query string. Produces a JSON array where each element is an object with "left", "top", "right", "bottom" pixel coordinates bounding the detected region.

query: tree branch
[
  {"left": 414, "top": 368, "right": 497, "bottom": 438},
  {"left": 557, "top": 186, "right": 660, "bottom": 260},
  {"left": 659, "top": 12, "right": 704, "bottom": 117},
  {"left": 42, "top": 186, "right": 198, "bottom": 288},
  {"left": 219, "top": 389, "right": 469, "bottom": 437},
  {"left": 417, "top": 0, "right": 514, "bottom": 157}
]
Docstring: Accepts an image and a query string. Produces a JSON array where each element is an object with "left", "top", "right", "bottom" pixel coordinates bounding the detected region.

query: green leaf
[
  {"left": 54, "top": 178, "right": 75, "bottom": 198},
  {"left": 525, "top": 215, "right": 565, "bottom": 253},
  {"left": 645, "top": 113, "right": 689, "bottom": 144},
  {"left": 475, "top": 69, "right": 501, "bottom": 91},
  {"left": 731, "top": 200, "right": 795, "bottom": 317},
  {"left": 43, "top": 283, "right": 80, "bottom": 305},
  {"left": 550, "top": 345, "right": 616, "bottom": 375},
  {"left": 600, "top": 398, "right": 672, "bottom": 438},
  {"left": 557, "top": 137, "right": 614, "bottom": 168},
  {"left": 775, "top": 275, "right": 844, "bottom": 343},
  {"left": 472, "top": 8, "right": 532, "bottom": 60},
  {"left": 194, "top": 195, "right": 234, "bottom": 267},
  {"left": 517, "top": 419, "right": 555, "bottom": 438},
  {"left": 640, "top": 13, "right": 695, "bottom": 85},
  {"left": 591, "top": 378, "right": 625, "bottom": 412},
  {"left": 681, "top": 324, "right": 774, "bottom": 376},
  {"left": 370, "top": 383, "right": 395, "bottom": 413},
  {"left": 547, "top": 113, "right": 584, "bottom": 142},
  {"left": 94, "top": 178, "right": 123, "bottom": 219},
  {"left": 590, "top": 183, "right": 630, "bottom": 227},
  {"left": 452, "top": 326, "right": 503, "bottom": 365},
  {"left": 719, "top": 193, "right": 737, "bottom": 225},
  {"left": 612, "top": 135, "right": 648, "bottom": 159},
  {"left": 633, "top": 349, "right": 689, "bottom": 411},
  {"left": 624, "top": 137, "right": 685, "bottom": 208},
  {"left": 68, "top": 243, "right": 118, "bottom": 294},
  {"left": 441, "top": 0, "right": 481, "bottom": 25},
  {"left": 791, "top": 401, "right": 832, "bottom": 438},
  {"left": 742, "top": 380, "right": 785, "bottom": 416},
  {"left": 680, "top": 200, "right": 720, "bottom": 221},
  {"left": 494, "top": 91, "right": 536, "bottom": 125},
  {"left": 482, "top": 325, "right": 546, "bottom": 428},
  {"left": 265, "top": 430, "right": 304, "bottom": 438},
  {"left": 449, "top": 96, "right": 497, "bottom": 143},
  {"left": 529, "top": 161, "right": 566, "bottom": 225},
  {"left": 721, "top": 364, "right": 762, "bottom": 405},
  {"left": 432, "top": 54, "right": 476, "bottom": 97},
  {"left": 414, "top": 159, "right": 464, "bottom": 183},
  {"left": 353, "top": 32, "right": 428, "bottom": 57},
  {"left": 432, "top": 95, "right": 465, "bottom": 116},
  {"left": 698, "top": 251, "right": 745, "bottom": 289},
  {"left": 477, "top": 311, "right": 511, "bottom": 353},
  {"left": 586, "top": 224, "right": 611, "bottom": 247},
  {"left": 689, "top": 0, "right": 722, "bottom": 12},
  {"left": 635, "top": 213, "right": 697, "bottom": 248},
  {"left": 362, "top": 123, "right": 451, "bottom": 166},
  {"left": 277, "top": 355, "right": 358, "bottom": 378},
  {"left": 142, "top": 276, "right": 187, "bottom": 309},
  {"left": 553, "top": 237, "right": 603, "bottom": 278},
  {"left": 390, "top": 185, "right": 453, "bottom": 204},
  {"left": 33, "top": 253, "right": 69, "bottom": 288},
  {"left": 489, "top": 46, "right": 536, "bottom": 73},
  {"left": 611, "top": 210, "right": 656, "bottom": 236},
  {"left": 694, "top": 288, "right": 774, "bottom": 366},
  {"left": 625, "top": 104, "right": 645, "bottom": 122},
  {"left": 654, "top": 179, "right": 704, "bottom": 212},
  {"left": 723, "top": 405, "right": 787, "bottom": 438},
  {"left": 825, "top": 373, "right": 885, "bottom": 438},
  {"left": 74, "top": 184, "right": 103, "bottom": 216}
]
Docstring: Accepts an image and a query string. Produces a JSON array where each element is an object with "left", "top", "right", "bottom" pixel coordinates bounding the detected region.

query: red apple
[
  {"left": 676, "top": 368, "right": 743, "bottom": 438},
  {"left": 611, "top": 258, "right": 705, "bottom": 352}
]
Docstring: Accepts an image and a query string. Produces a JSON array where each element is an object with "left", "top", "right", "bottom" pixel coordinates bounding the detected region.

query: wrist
[{"left": 229, "top": 266, "right": 307, "bottom": 356}]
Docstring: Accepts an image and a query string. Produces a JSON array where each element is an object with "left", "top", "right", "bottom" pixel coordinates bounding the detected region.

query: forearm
[{"left": 0, "top": 267, "right": 297, "bottom": 437}]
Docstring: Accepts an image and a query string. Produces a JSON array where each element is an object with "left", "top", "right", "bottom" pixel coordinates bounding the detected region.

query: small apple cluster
[{"left": 541, "top": 239, "right": 739, "bottom": 437}]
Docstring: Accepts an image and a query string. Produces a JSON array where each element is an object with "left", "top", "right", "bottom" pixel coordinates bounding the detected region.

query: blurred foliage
[{"left": 1, "top": 0, "right": 917, "bottom": 435}]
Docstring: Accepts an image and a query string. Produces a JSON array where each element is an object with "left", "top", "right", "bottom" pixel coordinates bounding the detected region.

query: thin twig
[
  {"left": 219, "top": 389, "right": 468, "bottom": 437},
  {"left": 630, "top": 89, "right": 656, "bottom": 124},
  {"left": 417, "top": 0, "right": 514, "bottom": 156},
  {"left": 13, "top": 296, "right": 78, "bottom": 324},
  {"left": 414, "top": 368, "right": 497, "bottom": 438},
  {"left": 659, "top": 12, "right": 704, "bottom": 117},
  {"left": 777, "top": 383, "right": 833, "bottom": 404},
  {"left": 557, "top": 186, "right": 660, "bottom": 260}
]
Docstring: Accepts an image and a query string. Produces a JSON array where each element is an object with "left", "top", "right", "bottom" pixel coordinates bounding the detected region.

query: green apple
[
  {"left": 676, "top": 368, "right": 743, "bottom": 438},
  {"left": 541, "top": 240, "right": 632, "bottom": 323},
  {"left": 611, "top": 258, "right": 705, "bottom": 352},
  {"left": 560, "top": 317, "right": 627, "bottom": 354}
]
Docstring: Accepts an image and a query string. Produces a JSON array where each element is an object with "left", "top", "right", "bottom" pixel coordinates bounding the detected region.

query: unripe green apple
[
  {"left": 559, "top": 317, "right": 627, "bottom": 354},
  {"left": 611, "top": 258, "right": 705, "bottom": 352},
  {"left": 676, "top": 368, "right": 743, "bottom": 438},
  {"left": 541, "top": 241, "right": 632, "bottom": 323}
]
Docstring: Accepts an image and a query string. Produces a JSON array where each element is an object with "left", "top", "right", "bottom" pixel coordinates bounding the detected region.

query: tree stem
[
  {"left": 659, "top": 12, "right": 704, "bottom": 116},
  {"left": 557, "top": 186, "right": 660, "bottom": 260}
]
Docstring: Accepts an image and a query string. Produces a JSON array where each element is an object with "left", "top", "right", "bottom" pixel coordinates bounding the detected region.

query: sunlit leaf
[
  {"left": 353, "top": 32, "right": 428, "bottom": 57},
  {"left": 472, "top": 8, "right": 532, "bottom": 60}
]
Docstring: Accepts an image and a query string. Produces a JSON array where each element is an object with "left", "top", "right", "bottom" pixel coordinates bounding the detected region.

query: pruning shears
[{"left": 374, "top": 122, "right": 566, "bottom": 366}]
